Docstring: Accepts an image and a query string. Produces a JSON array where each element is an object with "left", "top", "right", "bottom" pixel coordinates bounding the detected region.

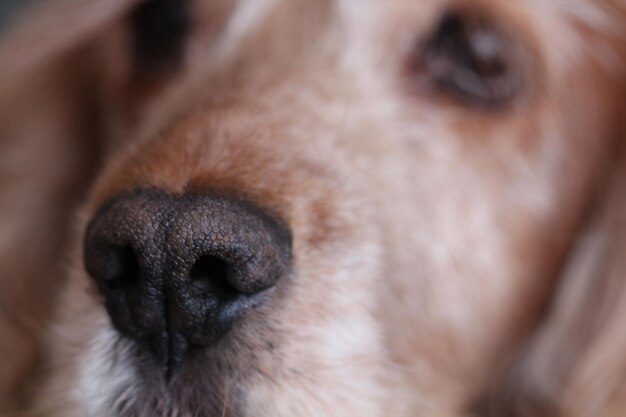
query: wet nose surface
[{"left": 84, "top": 189, "right": 292, "bottom": 372}]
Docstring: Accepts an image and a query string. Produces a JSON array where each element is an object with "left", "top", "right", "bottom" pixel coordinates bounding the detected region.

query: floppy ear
[
  {"left": 475, "top": 5, "right": 626, "bottom": 413},
  {"left": 483, "top": 139, "right": 626, "bottom": 416},
  {"left": 0, "top": 0, "right": 141, "bottom": 97},
  {"left": 0, "top": 0, "right": 193, "bottom": 408}
]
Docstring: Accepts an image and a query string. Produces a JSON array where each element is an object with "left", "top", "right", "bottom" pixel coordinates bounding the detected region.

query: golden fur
[{"left": 0, "top": 0, "right": 625, "bottom": 416}]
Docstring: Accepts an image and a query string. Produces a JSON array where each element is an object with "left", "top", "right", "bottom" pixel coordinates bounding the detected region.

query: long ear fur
[
  {"left": 0, "top": 0, "right": 140, "bottom": 99},
  {"left": 479, "top": 4, "right": 626, "bottom": 412},
  {"left": 485, "top": 137, "right": 626, "bottom": 417},
  {"left": 0, "top": 0, "right": 196, "bottom": 408},
  {"left": 0, "top": 0, "right": 143, "bottom": 410}
]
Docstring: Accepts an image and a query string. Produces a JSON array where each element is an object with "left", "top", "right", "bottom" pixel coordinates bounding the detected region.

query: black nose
[{"left": 84, "top": 189, "right": 291, "bottom": 372}]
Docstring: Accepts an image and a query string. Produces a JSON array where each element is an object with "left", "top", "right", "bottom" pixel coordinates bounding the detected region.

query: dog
[{"left": 0, "top": 0, "right": 625, "bottom": 416}]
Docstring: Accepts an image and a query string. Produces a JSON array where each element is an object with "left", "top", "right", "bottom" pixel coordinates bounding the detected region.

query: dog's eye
[
  {"left": 130, "top": 0, "right": 191, "bottom": 74},
  {"left": 410, "top": 10, "right": 523, "bottom": 107}
]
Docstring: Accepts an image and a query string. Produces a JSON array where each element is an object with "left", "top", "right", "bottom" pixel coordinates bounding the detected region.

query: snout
[{"left": 84, "top": 189, "right": 292, "bottom": 372}]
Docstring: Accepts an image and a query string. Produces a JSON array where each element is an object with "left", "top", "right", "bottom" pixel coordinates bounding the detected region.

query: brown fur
[{"left": 0, "top": 0, "right": 625, "bottom": 416}]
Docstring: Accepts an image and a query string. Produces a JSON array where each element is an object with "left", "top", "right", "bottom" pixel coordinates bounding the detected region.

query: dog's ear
[
  {"left": 0, "top": 0, "right": 141, "bottom": 99},
  {"left": 476, "top": 8, "right": 626, "bottom": 414},
  {"left": 483, "top": 141, "right": 626, "bottom": 416},
  {"left": 0, "top": 0, "right": 196, "bottom": 138},
  {"left": 0, "top": 0, "right": 193, "bottom": 407}
]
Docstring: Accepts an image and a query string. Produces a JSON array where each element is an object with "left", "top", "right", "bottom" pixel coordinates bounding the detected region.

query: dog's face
[{"left": 32, "top": 0, "right": 625, "bottom": 416}]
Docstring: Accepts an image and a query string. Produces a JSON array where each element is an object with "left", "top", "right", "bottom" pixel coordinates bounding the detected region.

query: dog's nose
[{"left": 84, "top": 189, "right": 291, "bottom": 371}]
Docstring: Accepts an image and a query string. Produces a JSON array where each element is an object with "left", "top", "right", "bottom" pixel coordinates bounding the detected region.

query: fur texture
[{"left": 0, "top": 0, "right": 625, "bottom": 416}]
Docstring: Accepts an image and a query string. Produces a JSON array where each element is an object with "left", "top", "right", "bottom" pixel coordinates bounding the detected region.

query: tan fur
[{"left": 0, "top": 0, "right": 625, "bottom": 416}]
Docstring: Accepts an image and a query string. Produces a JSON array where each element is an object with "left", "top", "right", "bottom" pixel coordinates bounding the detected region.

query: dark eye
[
  {"left": 410, "top": 9, "right": 524, "bottom": 107},
  {"left": 130, "top": 0, "right": 191, "bottom": 74}
]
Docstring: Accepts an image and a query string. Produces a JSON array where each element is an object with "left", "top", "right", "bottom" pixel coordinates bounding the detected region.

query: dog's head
[{"left": 24, "top": 0, "right": 626, "bottom": 416}]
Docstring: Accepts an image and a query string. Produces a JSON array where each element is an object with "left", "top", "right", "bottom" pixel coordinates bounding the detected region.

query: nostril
[
  {"left": 103, "top": 246, "right": 141, "bottom": 290},
  {"left": 84, "top": 190, "right": 292, "bottom": 371},
  {"left": 189, "top": 256, "right": 238, "bottom": 300}
]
